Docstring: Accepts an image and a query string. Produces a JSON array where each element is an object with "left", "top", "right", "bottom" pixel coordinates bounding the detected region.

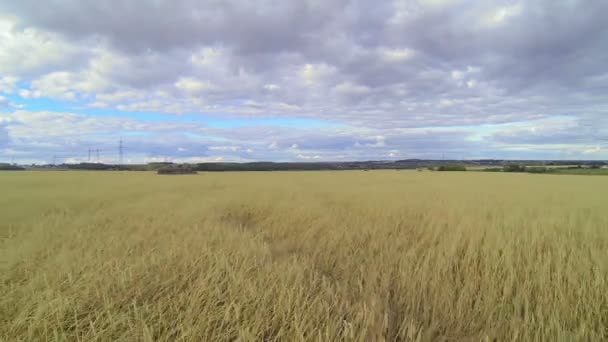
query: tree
[
  {"left": 525, "top": 166, "right": 548, "bottom": 173},
  {"left": 437, "top": 164, "right": 466, "bottom": 171},
  {"left": 0, "top": 163, "right": 24, "bottom": 171},
  {"left": 503, "top": 164, "right": 525, "bottom": 172}
]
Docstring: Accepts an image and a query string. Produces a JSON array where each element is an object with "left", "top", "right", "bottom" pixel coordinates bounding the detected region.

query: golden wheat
[{"left": 1, "top": 171, "right": 607, "bottom": 341}]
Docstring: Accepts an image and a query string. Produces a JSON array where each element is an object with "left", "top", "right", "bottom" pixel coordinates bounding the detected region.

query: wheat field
[{"left": 1, "top": 171, "right": 607, "bottom": 341}]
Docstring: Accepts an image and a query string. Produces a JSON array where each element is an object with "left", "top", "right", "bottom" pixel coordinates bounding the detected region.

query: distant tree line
[
  {"left": 0, "top": 163, "right": 24, "bottom": 171},
  {"left": 486, "top": 164, "right": 550, "bottom": 173},
  {"left": 157, "top": 166, "right": 197, "bottom": 175},
  {"left": 427, "top": 164, "right": 467, "bottom": 171},
  {"left": 435, "top": 164, "right": 467, "bottom": 171},
  {"left": 195, "top": 162, "right": 342, "bottom": 171},
  {"left": 64, "top": 163, "right": 125, "bottom": 170}
]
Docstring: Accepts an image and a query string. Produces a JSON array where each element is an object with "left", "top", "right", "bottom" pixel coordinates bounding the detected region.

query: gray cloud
[{"left": 1, "top": 0, "right": 347, "bottom": 54}]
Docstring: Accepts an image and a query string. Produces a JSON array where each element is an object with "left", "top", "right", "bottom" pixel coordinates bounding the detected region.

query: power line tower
[
  {"left": 86, "top": 148, "right": 104, "bottom": 163},
  {"left": 93, "top": 149, "right": 101, "bottom": 163},
  {"left": 119, "top": 138, "right": 124, "bottom": 165}
]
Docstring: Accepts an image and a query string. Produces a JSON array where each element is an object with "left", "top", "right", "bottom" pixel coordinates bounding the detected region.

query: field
[{"left": 2, "top": 171, "right": 608, "bottom": 341}]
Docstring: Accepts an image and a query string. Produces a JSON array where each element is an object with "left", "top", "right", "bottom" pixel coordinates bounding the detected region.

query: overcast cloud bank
[{"left": 0, "top": 0, "right": 607, "bottom": 163}]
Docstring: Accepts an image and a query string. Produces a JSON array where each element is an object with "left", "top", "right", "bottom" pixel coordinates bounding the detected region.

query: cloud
[
  {"left": 0, "top": 76, "right": 19, "bottom": 93},
  {"left": 297, "top": 154, "right": 321, "bottom": 160},
  {"left": 333, "top": 82, "right": 371, "bottom": 96},
  {"left": 379, "top": 47, "right": 416, "bottom": 63},
  {"left": 0, "top": 0, "right": 347, "bottom": 54},
  {"left": 0, "top": 0, "right": 607, "bottom": 161},
  {"left": 0, "top": 95, "right": 10, "bottom": 109},
  {"left": 0, "top": 17, "right": 89, "bottom": 77},
  {"left": 0, "top": 117, "right": 10, "bottom": 149},
  {"left": 208, "top": 145, "right": 241, "bottom": 152},
  {"left": 174, "top": 77, "right": 216, "bottom": 95}
]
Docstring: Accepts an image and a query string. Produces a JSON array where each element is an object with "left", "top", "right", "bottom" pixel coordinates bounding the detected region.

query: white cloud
[
  {"left": 116, "top": 100, "right": 179, "bottom": 113},
  {"left": 451, "top": 70, "right": 464, "bottom": 81},
  {"left": 380, "top": 48, "right": 416, "bottom": 63},
  {"left": 438, "top": 99, "right": 454, "bottom": 108},
  {"left": 483, "top": 3, "right": 523, "bottom": 27},
  {"left": 17, "top": 89, "right": 41, "bottom": 99},
  {"left": 299, "top": 63, "right": 336, "bottom": 86},
  {"left": 174, "top": 77, "right": 216, "bottom": 95},
  {"left": 29, "top": 72, "right": 79, "bottom": 100},
  {"left": 297, "top": 154, "right": 320, "bottom": 160},
  {"left": 190, "top": 47, "right": 225, "bottom": 67},
  {"left": 209, "top": 145, "right": 241, "bottom": 152},
  {"left": 583, "top": 145, "right": 601, "bottom": 155},
  {"left": 0, "top": 76, "right": 18, "bottom": 93},
  {"left": 95, "top": 90, "right": 146, "bottom": 103},
  {"left": 334, "top": 82, "right": 371, "bottom": 96},
  {"left": 275, "top": 102, "right": 301, "bottom": 112},
  {"left": 88, "top": 101, "right": 108, "bottom": 108},
  {"left": 419, "top": 0, "right": 462, "bottom": 9},
  {"left": 263, "top": 83, "right": 280, "bottom": 91},
  {"left": 357, "top": 135, "right": 386, "bottom": 148},
  {"left": 26, "top": 69, "right": 112, "bottom": 100},
  {"left": 0, "top": 17, "right": 86, "bottom": 77}
]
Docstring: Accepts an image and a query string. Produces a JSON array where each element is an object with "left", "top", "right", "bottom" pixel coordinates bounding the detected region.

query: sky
[{"left": 0, "top": 0, "right": 607, "bottom": 164}]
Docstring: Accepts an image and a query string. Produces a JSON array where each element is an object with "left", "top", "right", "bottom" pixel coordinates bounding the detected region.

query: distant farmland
[{"left": 2, "top": 171, "right": 607, "bottom": 340}]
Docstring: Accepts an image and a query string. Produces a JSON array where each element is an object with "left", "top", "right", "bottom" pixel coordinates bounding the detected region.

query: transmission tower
[
  {"left": 119, "top": 138, "right": 124, "bottom": 165},
  {"left": 89, "top": 148, "right": 101, "bottom": 163}
]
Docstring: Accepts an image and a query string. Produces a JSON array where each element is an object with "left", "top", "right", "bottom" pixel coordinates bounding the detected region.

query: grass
[{"left": 1, "top": 171, "right": 608, "bottom": 341}]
